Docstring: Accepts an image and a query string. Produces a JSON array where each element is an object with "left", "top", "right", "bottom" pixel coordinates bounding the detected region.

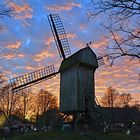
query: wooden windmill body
[{"left": 59, "top": 47, "right": 98, "bottom": 113}]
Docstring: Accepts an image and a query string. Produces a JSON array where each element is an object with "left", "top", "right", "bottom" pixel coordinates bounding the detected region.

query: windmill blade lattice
[
  {"left": 10, "top": 65, "right": 58, "bottom": 92},
  {"left": 48, "top": 14, "right": 71, "bottom": 60}
]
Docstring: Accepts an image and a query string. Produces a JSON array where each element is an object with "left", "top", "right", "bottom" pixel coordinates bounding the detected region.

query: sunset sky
[{"left": 0, "top": 0, "right": 140, "bottom": 104}]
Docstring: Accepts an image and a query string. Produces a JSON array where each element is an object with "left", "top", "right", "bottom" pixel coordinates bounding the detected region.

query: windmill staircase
[{"left": 84, "top": 95, "right": 108, "bottom": 132}]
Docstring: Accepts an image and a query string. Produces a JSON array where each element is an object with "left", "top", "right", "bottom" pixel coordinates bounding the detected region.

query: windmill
[{"left": 10, "top": 14, "right": 106, "bottom": 131}]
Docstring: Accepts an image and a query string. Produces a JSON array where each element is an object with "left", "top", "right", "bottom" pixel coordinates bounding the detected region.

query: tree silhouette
[
  {"left": 89, "top": 0, "right": 140, "bottom": 64},
  {"left": 0, "top": 3, "right": 13, "bottom": 31},
  {"left": 0, "top": 74, "right": 17, "bottom": 116},
  {"left": 36, "top": 89, "right": 58, "bottom": 115},
  {"left": 15, "top": 89, "right": 34, "bottom": 120},
  {"left": 101, "top": 87, "right": 133, "bottom": 108},
  {"left": 35, "top": 89, "right": 58, "bottom": 126},
  {"left": 101, "top": 87, "right": 119, "bottom": 107},
  {"left": 0, "top": 84, "right": 19, "bottom": 117},
  {"left": 118, "top": 93, "right": 132, "bottom": 107}
]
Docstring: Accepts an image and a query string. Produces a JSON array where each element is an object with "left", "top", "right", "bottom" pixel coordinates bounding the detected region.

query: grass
[{"left": 0, "top": 131, "right": 140, "bottom": 140}]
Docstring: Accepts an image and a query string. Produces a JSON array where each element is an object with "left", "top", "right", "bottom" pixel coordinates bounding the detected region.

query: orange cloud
[
  {"left": 25, "top": 66, "right": 34, "bottom": 70},
  {"left": 31, "top": 74, "right": 60, "bottom": 96},
  {"left": 6, "top": 41, "right": 21, "bottom": 49},
  {"left": 8, "top": 2, "right": 33, "bottom": 19},
  {"left": 1, "top": 40, "right": 24, "bottom": 59},
  {"left": 92, "top": 41, "right": 107, "bottom": 49},
  {"left": 3, "top": 53, "right": 15, "bottom": 59},
  {"left": 45, "top": 2, "right": 81, "bottom": 11},
  {"left": 80, "top": 23, "right": 86, "bottom": 30},
  {"left": 91, "top": 37, "right": 108, "bottom": 49},
  {"left": 18, "top": 53, "right": 25, "bottom": 58},
  {"left": 33, "top": 50, "right": 55, "bottom": 62},
  {"left": 15, "top": 13, "right": 32, "bottom": 19},
  {"left": 45, "top": 37, "right": 54, "bottom": 46},
  {"left": 91, "top": 33, "right": 124, "bottom": 51},
  {"left": 2, "top": 52, "right": 25, "bottom": 60},
  {"left": 67, "top": 33, "right": 77, "bottom": 39},
  {"left": 95, "top": 57, "right": 140, "bottom": 100},
  {"left": 72, "top": 40, "right": 85, "bottom": 49}
]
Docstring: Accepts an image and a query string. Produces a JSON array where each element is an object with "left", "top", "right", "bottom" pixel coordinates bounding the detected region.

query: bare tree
[
  {"left": 0, "top": 3, "right": 13, "bottom": 31},
  {"left": 88, "top": 0, "right": 140, "bottom": 64},
  {"left": 101, "top": 87, "right": 119, "bottom": 107},
  {"left": 36, "top": 89, "right": 58, "bottom": 116},
  {"left": 15, "top": 89, "right": 33, "bottom": 120},
  {"left": 35, "top": 89, "right": 57, "bottom": 126},
  {"left": 0, "top": 84, "right": 19, "bottom": 117},
  {"left": 118, "top": 93, "right": 132, "bottom": 107}
]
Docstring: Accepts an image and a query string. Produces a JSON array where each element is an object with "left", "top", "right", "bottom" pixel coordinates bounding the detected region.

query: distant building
[{"left": 101, "top": 107, "right": 140, "bottom": 124}]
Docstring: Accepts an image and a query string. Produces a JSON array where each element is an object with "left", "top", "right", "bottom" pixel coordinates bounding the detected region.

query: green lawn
[{"left": 0, "top": 131, "right": 140, "bottom": 140}]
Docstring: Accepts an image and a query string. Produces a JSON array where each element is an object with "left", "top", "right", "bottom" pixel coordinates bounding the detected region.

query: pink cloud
[
  {"left": 95, "top": 58, "right": 140, "bottom": 100},
  {"left": 91, "top": 37, "right": 108, "bottom": 49},
  {"left": 25, "top": 66, "right": 34, "bottom": 70},
  {"left": 8, "top": 2, "right": 33, "bottom": 19},
  {"left": 18, "top": 53, "right": 24, "bottom": 58},
  {"left": 33, "top": 50, "right": 55, "bottom": 62},
  {"left": 1, "top": 52, "right": 25, "bottom": 60},
  {"left": 67, "top": 33, "right": 77, "bottom": 39},
  {"left": 45, "top": 2, "right": 81, "bottom": 11},
  {"left": 72, "top": 40, "right": 85, "bottom": 49},
  {"left": 3, "top": 53, "right": 15, "bottom": 60},
  {"left": 0, "top": 41, "right": 24, "bottom": 60},
  {"left": 80, "top": 23, "right": 86, "bottom": 30},
  {"left": 91, "top": 33, "right": 123, "bottom": 52},
  {"left": 15, "top": 65, "right": 35, "bottom": 71},
  {"left": 6, "top": 41, "right": 21, "bottom": 49},
  {"left": 45, "top": 36, "right": 54, "bottom": 46}
]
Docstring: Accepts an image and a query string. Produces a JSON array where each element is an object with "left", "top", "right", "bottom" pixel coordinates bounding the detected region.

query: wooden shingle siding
[{"left": 60, "top": 66, "right": 77, "bottom": 112}]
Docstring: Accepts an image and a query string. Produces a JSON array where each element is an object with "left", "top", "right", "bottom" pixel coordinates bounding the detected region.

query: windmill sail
[
  {"left": 10, "top": 65, "right": 58, "bottom": 92},
  {"left": 48, "top": 14, "right": 71, "bottom": 60}
]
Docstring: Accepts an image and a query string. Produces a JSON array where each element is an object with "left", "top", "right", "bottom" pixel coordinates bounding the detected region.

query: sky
[{"left": 0, "top": 0, "right": 140, "bottom": 104}]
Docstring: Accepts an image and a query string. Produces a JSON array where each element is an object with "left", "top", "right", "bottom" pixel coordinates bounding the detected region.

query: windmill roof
[{"left": 59, "top": 47, "right": 98, "bottom": 71}]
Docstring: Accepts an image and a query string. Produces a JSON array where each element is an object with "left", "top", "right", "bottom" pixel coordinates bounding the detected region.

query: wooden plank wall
[{"left": 60, "top": 64, "right": 95, "bottom": 112}]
